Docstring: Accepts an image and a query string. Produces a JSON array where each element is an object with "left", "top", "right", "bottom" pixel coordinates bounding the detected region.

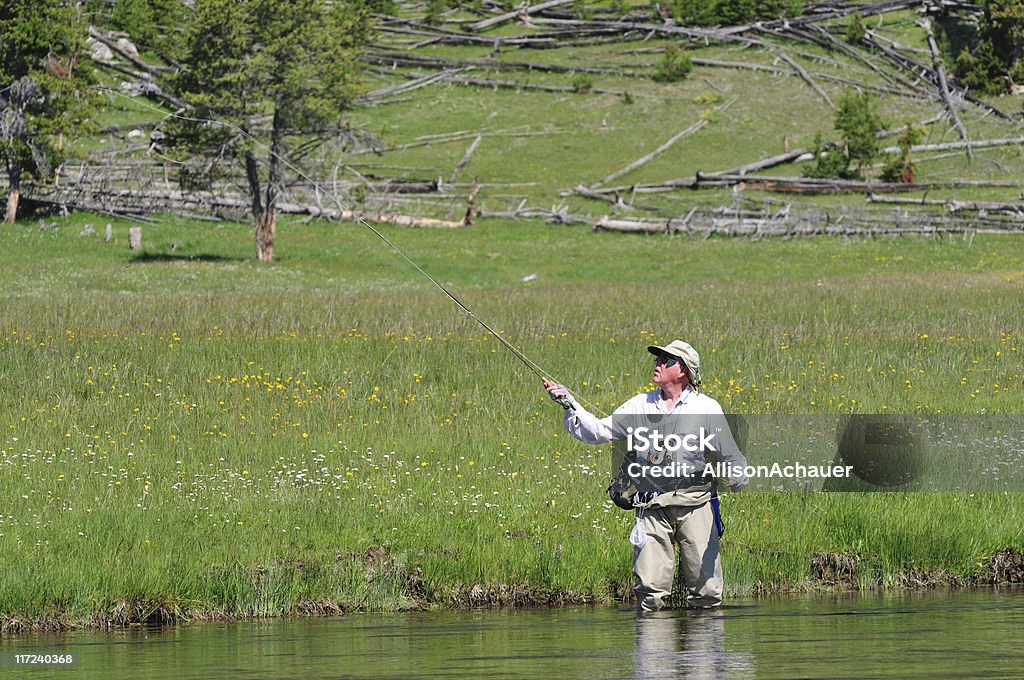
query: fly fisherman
[{"left": 544, "top": 340, "right": 748, "bottom": 612}]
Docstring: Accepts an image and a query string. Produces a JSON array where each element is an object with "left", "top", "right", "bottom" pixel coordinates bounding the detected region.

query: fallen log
[
  {"left": 378, "top": 18, "right": 627, "bottom": 46},
  {"left": 881, "top": 136, "right": 1024, "bottom": 155},
  {"left": 442, "top": 74, "right": 624, "bottom": 95},
  {"left": 594, "top": 216, "right": 677, "bottom": 233},
  {"left": 573, "top": 184, "right": 623, "bottom": 203},
  {"left": 465, "top": 0, "right": 576, "bottom": 32},
  {"left": 347, "top": 129, "right": 559, "bottom": 157},
  {"left": 590, "top": 120, "right": 709, "bottom": 188},
  {"left": 357, "top": 68, "right": 470, "bottom": 103},
  {"left": 23, "top": 179, "right": 469, "bottom": 228},
  {"left": 877, "top": 114, "right": 945, "bottom": 139},
  {"left": 589, "top": 172, "right": 1024, "bottom": 197},
  {"left": 866, "top": 195, "right": 1024, "bottom": 215},
  {"left": 754, "top": 0, "right": 922, "bottom": 31},
  {"left": 362, "top": 49, "right": 643, "bottom": 76},
  {"left": 449, "top": 135, "right": 482, "bottom": 184},
  {"left": 302, "top": 205, "right": 467, "bottom": 228},
  {"left": 717, "top": 175, "right": 992, "bottom": 195},
  {"left": 703, "top": 149, "right": 812, "bottom": 177},
  {"left": 478, "top": 208, "right": 592, "bottom": 224},
  {"left": 89, "top": 28, "right": 172, "bottom": 75},
  {"left": 688, "top": 57, "right": 914, "bottom": 98},
  {"left": 592, "top": 215, "right": 995, "bottom": 237},
  {"left": 772, "top": 49, "right": 834, "bottom": 108},
  {"left": 922, "top": 18, "right": 972, "bottom": 158},
  {"left": 515, "top": 17, "right": 763, "bottom": 44},
  {"left": 803, "top": 24, "right": 929, "bottom": 98},
  {"left": 93, "top": 62, "right": 188, "bottom": 109}
]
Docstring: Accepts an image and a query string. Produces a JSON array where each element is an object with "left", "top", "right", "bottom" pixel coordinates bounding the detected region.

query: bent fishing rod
[{"left": 102, "top": 90, "right": 577, "bottom": 411}]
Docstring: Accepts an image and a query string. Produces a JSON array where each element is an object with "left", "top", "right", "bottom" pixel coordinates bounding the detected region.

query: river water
[{"left": 3, "top": 590, "right": 1023, "bottom": 679}]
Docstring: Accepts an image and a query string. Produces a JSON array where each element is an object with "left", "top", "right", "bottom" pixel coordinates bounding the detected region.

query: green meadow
[
  {"left": 1, "top": 213, "right": 1022, "bottom": 630},
  {"left": 5, "top": 0, "right": 1024, "bottom": 632}
]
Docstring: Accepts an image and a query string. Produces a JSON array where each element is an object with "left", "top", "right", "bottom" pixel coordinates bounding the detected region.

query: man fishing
[{"left": 544, "top": 340, "right": 748, "bottom": 612}]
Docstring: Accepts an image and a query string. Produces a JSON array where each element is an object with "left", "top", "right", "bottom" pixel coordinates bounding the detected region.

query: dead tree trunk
[
  {"left": 247, "top": 109, "right": 285, "bottom": 263},
  {"left": 261, "top": 110, "right": 285, "bottom": 262},
  {"left": 255, "top": 209, "right": 276, "bottom": 262},
  {"left": 463, "top": 183, "right": 480, "bottom": 226},
  {"left": 4, "top": 163, "right": 21, "bottom": 224},
  {"left": 244, "top": 149, "right": 266, "bottom": 258},
  {"left": 246, "top": 152, "right": 276, "bottom": 262}
]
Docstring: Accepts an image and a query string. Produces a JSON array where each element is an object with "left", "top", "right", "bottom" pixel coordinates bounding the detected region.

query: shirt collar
[{"left": 654, "top": 385, "right": 694, "bottom": 412}]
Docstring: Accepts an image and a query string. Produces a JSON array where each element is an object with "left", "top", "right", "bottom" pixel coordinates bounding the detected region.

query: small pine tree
[
  {"left": 803, "top": 131, "right": 856, "bottom": 180},
  {"left": 571, "top": 73, "right": 594, "bottom": 93},
  {"left": 670, "top": 0, "right": 713, "bottom": 24},
  {"left": 425, "top": 0, "right": 448, "bottom": 24},
  {"left": 671, "top": 0, "right": 803, "bottom": 26},
  {"left": 652, "top": 45, "right": 692, "bottom": 83},
  {"left": 880, "top": 124, "right": 923, "bottom": 183},
  {"left": 803, "top": 90, "right": 884, "bottom": 180},
  {"left": 845, "top": 13, "right": 865, "bottom": 44},
  {"left": 834, "top": 89, "right": 883, "bottom": 176}
]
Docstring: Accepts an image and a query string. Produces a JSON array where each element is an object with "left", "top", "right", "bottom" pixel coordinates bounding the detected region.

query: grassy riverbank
[{"left": 2, "top": 213, "right": 1023, "bottom": 631}]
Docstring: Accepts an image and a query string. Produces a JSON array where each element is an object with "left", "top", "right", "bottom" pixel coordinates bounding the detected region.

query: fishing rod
[{"left": 98, "top": 89, "right": 578, "bottom": 411}]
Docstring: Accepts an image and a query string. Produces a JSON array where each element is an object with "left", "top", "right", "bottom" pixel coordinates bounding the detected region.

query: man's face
[{"left": 652, "top": 353, "right": 690, "bottom": 389}]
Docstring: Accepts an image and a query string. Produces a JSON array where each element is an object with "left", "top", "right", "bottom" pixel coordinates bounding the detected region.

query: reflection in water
[{"left": 634, "top": 610, "right": 754, "bottom": 680}]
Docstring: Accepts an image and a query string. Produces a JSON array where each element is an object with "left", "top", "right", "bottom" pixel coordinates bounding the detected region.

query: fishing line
[{"left": 97, "top": 87, "right": 587, "bottom": 410}]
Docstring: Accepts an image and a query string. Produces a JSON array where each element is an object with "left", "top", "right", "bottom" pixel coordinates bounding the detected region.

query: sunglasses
[{"left": 653, "top": 354, "right": 680, "bottom": 367}]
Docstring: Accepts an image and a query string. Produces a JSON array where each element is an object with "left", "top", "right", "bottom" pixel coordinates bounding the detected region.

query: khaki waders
[{"left": 633, "top": 502, "right": 723, "bottom": 612}]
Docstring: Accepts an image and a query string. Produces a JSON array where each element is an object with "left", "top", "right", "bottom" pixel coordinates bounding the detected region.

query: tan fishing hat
[{"left": 647, "top": 339, "right": 701, "bottom": 386}]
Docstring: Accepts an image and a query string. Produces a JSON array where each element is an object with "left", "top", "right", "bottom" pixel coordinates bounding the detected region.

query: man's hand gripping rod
[{"left": 543, "top": 379, "right": 575, "bottom": 411}]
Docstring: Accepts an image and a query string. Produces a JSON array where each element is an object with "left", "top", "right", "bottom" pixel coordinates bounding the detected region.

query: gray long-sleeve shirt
[{"left": 561, "top": 386, "right": 748, "bottom": 506}]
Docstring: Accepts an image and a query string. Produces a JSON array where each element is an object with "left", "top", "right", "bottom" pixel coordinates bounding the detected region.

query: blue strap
[{"left": 710, "top": 492, "right": 724, "bottom": 537}]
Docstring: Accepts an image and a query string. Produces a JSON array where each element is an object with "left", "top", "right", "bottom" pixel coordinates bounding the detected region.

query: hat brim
[{"left": 647, "top": 344, "right": 675, "bottom": 358}]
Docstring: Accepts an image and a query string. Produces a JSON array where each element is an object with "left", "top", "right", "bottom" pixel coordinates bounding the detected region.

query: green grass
[{"left": 0, "top": 213, "right": 1022, "bottom": 628}]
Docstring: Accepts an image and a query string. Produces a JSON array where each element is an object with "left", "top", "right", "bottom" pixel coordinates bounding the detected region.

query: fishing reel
[
  {"left": 553, "top": 394, "right": 574, "bottom": 411},
  {"left": 543, "top": 379, "right": 575, "bottom": 411}
]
